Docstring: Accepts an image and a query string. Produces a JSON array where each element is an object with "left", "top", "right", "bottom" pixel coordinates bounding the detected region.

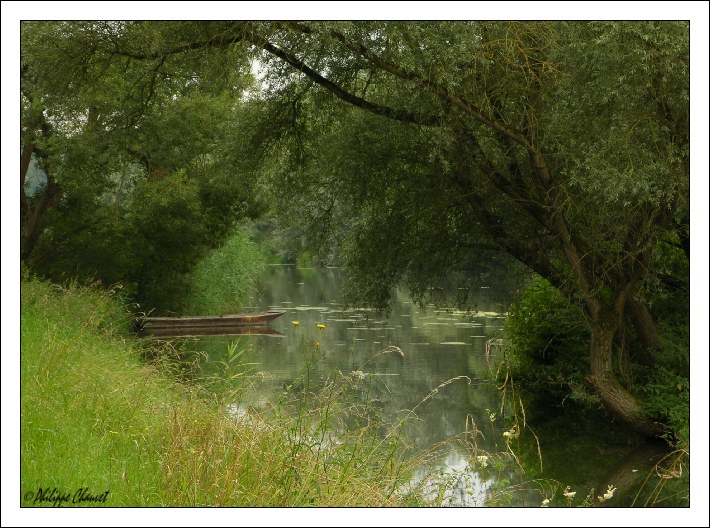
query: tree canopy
[
  {"left": 19, "top": 20, "right": 691, "bottom": 436},
  {"left": 20, "top": 22, "right": 265, "bottom": 309}
]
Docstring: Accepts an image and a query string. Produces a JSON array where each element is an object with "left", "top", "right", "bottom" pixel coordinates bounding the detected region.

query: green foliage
[
  {"left": 254, "top": 94, "right": 522, "bottom": 311},
  {"left": 504, "top": 277, "right": 596, "bottom": 415},
  {"left": 21, "top": 21, "right": 263, "bottom": 313},
  {"left": 638, "top": 366, "right": 689, "bottom": 447},
  {"left": 505, "top": 268, "right": 690, "bottom": 447},
  {"left": 636, "top": 296, "right": 690, "bottom": 447},
  {"left": 25, "top": 111, "right": 264, "bottom": 313},
  {"left": 240, "top": 22, "right": 688, "bottom": 319},
  {"left": 627, "top": 239, "right": 689, "bottom": 447},
  {"left": 506, "top": 277, "right": 588, "bottom": 365},
  {"left": 125, "top": 170, "right": 212, "bottom": 312},
  {"left": 185, "top": 229, "right": 267, "bottom": 315},
  {"left": 20, "top": 21, "right": 691, "bottom": 440}
]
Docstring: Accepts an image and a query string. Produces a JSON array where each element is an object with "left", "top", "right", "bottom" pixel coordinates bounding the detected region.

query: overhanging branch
[
  {"left": 247, "top": 34, "right": 443, "bottom": 127},
  {"left": 286, "top": 22, "right": 533, "bottom": 149}
]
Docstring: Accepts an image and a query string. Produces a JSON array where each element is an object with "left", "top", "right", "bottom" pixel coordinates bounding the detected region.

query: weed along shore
[{"left": 20, "top": 278, "right": 424, "bottom": 507}]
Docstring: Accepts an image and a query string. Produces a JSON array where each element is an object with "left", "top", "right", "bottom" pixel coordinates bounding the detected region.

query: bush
[
  {"left": 503, "top": 277, "right": 596, "bottom": 418},
  {"left": 504, "top": 274, "right": 690, "bottom": 448},
  {"left": 635, "top": 301, "right": 690, "bottom": 448}
]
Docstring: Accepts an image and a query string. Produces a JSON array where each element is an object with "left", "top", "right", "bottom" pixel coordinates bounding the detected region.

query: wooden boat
[
  {"left": 138, "top": 325, "right": 285, "bottom": 338},
  {"left": 136, "top": 310, "right": 285, "bottom": 332}
]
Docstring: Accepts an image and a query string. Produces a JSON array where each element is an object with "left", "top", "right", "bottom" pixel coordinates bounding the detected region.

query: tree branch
[
  {"left": 286, "top": 22, "right": 533, "bottom": 148},
  {"left": 110, "top": 32, "right": 246, "bottom": 60},
  {"left": 108, "top": 23, "right": 442, "bottom": 127},
  {"left": 247, "top": 33, "right": 443, "bottom": 126},
  {"left": 280, "top": 23, "right": 599, "bottom": 304}
]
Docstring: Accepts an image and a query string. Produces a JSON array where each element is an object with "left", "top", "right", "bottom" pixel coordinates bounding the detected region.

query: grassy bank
[{"left": 20, "top": 277, "right": 424, "bottom": 507}]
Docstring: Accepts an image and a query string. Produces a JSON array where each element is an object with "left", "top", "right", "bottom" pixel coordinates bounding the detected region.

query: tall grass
[
  {"left": 21, "top": 278, "right": 168, "bottom": 506},
  {"left": 20, "top": 277, "right": 426, "bottom": 506},
  {"left": 185, "top": 229, "right": 266, "bottom": 316}
]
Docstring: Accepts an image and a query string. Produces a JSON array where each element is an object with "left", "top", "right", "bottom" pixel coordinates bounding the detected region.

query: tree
[
  {"left": 20, "top": 22, "right": 262, "bottom": 310},
  {"left": 22, "top": 21, "right": 689, "bottom": 436},
  {"left": 237, "top": 21, "right": 688, "bottom": 436}
]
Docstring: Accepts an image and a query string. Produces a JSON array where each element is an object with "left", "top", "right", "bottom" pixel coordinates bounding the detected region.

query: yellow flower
[
  {"left": 476, "top": 455, "right": 489, "bottom": 468},
  {"left": 317, "top": 323, "right": 326, "bottom": 329},
  {"left": 292, "top": 321, "right": 300, "bottom": 326},
  {"left": 541, "top": 498, "right": 550, "bottom": 507}
]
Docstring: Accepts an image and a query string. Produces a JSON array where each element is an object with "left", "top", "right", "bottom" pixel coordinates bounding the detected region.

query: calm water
[{"left": 168, "top": 265, "right": 684, "bottom": 507}]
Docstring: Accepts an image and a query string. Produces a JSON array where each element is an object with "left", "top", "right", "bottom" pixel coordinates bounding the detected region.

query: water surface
[{"left": 173, "top": 265, "right": 684, "bottom": 506}]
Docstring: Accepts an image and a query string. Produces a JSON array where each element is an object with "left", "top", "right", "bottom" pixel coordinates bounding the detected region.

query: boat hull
[
  {"left": 138, "top": 325, "right": 285, "bottom": 338},
  {"left": 136, "top": 310, "right": 285, "bottom": 332}
]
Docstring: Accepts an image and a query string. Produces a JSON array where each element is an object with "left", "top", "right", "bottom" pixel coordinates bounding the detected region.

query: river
[{"left": 167, "top": 264, "right": 686, "bottom": 507}]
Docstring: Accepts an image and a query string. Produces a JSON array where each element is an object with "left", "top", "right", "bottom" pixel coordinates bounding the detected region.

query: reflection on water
[
  {"left": 175, "top": 265, "right": 509, "bottom": 505},
  {"left": 236, "top": 265, "right": 508, "bottom": 452},
  {"left": 172, "top": 265, "right": 686, "bottom": 507}
]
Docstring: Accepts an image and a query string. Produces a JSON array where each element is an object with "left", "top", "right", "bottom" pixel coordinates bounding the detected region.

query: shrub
[{"left": 503, "top": 277, "right": 596, "bottom": 418}]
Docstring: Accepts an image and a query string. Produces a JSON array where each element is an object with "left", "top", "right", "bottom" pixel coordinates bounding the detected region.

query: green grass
[{"left": 20, "top": 277, "right": 425, "bottom": 507}]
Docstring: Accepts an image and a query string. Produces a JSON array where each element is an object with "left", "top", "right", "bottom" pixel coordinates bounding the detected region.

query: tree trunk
[
  {"left": 626, "top": 296, "right": 658, "bottom": 368},
  {"left": 20, "top": 141, "right": 34, "bottom": 224},
  {"left": 20, "top": 172, "right": 62, "bottom": 261},
  {"left": 21, "top": 111, "right": 60, "bottom": 261},
  {"left": 587, "top": 310, "right": 665, "bottom": 437}
]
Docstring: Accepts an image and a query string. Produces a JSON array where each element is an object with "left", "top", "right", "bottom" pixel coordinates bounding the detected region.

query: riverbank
[{"left": 20, "top": 277, "right": 422, "bottom": 506}]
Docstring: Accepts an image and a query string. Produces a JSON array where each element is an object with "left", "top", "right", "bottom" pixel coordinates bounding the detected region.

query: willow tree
[
  {"left": 242, "top": 21, "right": 688, "bottom": 436},
  {"left": 27, "top": 21, "right": 689, "bottom": 435}
]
